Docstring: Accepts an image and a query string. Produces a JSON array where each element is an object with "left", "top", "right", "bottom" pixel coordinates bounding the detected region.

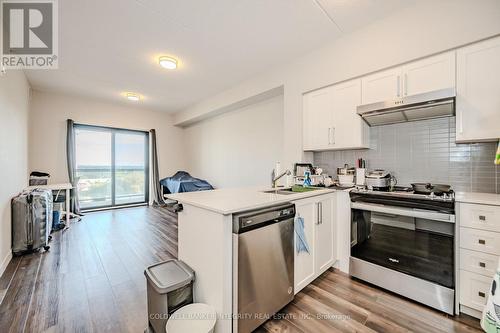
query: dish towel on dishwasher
[{"left": 294, "top": 216, "right": 310, "bottom": 254}]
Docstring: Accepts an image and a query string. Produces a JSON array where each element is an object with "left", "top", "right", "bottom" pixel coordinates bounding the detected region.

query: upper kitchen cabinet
[
  {"left": 303, "top": 87, "right": 333, "bottom": 150},
  {"left": 303, "top": 79, "right": 369, "bottom": 151},
  {"left": 361, "top": 52, "right": 456, "bottom": 104},
  {"left": 330, "top": 79, "right": 369, "bottom": 149},
  {"left": 456, "top": 36, "right": 500, "bottom": 143},
  {"left": 361, "top": 67, "right": 402, "bottom": 105},
  {"left": 401, "top": 51, "right": 455, "bottom": 96}
]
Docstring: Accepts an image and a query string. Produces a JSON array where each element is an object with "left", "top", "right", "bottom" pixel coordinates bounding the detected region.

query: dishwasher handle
[{"left": 233, "top": 203, "right": 296, "bottom": 234}]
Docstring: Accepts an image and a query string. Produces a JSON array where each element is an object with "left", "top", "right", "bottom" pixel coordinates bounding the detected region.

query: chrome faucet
[{"left": 272, "top": 169, "right": 291, "bottom": 188}]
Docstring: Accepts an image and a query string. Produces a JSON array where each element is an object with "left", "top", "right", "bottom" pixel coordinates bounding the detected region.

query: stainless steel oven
[{"left": 350, "top": 189, "right": 456, "bottom": 315}]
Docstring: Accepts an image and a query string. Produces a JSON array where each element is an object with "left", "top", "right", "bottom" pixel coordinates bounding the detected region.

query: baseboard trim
[
  {"left": 0, "top": 251, "right": 13, "bottom": 278},
  {"left": 460, "top": 304, "right": 482, "bottom": 319},
  {"left": 82, "top": 203, "right": 148, "bottom": 213}
]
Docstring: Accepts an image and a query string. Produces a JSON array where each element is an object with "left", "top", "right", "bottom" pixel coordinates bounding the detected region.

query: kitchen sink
[
  {"left": 262, "top": 189, "right": 297, "bottom": 195},
  {"left": 262, "top": 186, "right": 322, "bottom": 195}
]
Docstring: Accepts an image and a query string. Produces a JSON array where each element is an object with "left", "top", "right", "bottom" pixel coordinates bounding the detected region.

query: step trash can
[
  {"left": 166, "top": 303, "right": 216, "bottom": 333},
  {"left": 145, "top": 259, "right": 195, "bottom": 333}
]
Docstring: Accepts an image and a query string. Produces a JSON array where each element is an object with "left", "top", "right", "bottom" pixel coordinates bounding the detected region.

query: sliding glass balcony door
[{"left": 75, "top": 125, "right": 149, "bottom": 210}]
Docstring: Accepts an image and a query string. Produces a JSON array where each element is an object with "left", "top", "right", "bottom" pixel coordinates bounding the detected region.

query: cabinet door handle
[
  {"left": 459, "top": 111, "right": 464, "bottom": 134},
  {"left": 478, "top": 239, "right": 486, "bottom": 245},
  {"left": 331, "top": 127, "right": 335, "bottom": 145},
  {"left": 317, "top": 202, "right": 322, "bottom": 225},
  {"left": 404, "top": 73, "right": 408, "bottom": 96},
  {"left": 320, "top": 202, "right": 322, "bottom": 225},
  {"left": 479, "top": 215, "right": 486, "bottom": 221},
  {"left": 397, "top": 76, "right": 401, "bottom": 97},
  {"left": 479, "top": 262, "right": 486, "bottom": 268},
  {"left": 478, "top": 291, "right": 486, "bottom": 298}
]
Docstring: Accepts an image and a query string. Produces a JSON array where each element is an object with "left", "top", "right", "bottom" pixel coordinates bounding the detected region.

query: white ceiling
[{"left": 25, "top": 0, "right": 416, "bottom": 113}]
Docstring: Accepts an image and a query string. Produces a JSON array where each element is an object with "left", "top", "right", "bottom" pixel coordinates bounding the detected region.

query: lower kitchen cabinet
[
  {"left": 315, "top": 196, "right": 335, "bottom": 273},
  {"left": 460, "top": 270, "right": 491, "bottom": 313},
  {"left": 457, "top": 200, "right": 500, "bottom": 318},
  {"left": 293, "top": 197, "right": 316, "bottom": 293},
  {"left": 293, "top": 193, "right": 336, "bottom": 294}
]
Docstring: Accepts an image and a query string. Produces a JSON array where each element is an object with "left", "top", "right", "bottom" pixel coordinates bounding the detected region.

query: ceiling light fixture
[
  {"left": 126, "top": 93, "right": 140, "bottom": 101},
  {"left": 159, "top": 56, "right": 178, "bottom": 70}
]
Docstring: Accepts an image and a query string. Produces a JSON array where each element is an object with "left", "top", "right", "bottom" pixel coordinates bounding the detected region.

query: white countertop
[
  {"left": 455, "top": 191, "right": 500, "bottom": 206},
  {"left": 166, "top": 186, "right": 338, "bottom": 215}
]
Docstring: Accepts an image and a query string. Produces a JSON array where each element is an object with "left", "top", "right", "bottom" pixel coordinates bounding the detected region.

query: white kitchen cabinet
[
  {"left": 294, "top": 198, "right": 317, "bottom": 293},
  {"left": 460, "top": 270, "right": 491, "bottom": 312},
  {"left": 456, "top": 36, "right": 500, "bottom": 142},
  {"left": 330, "top": 79, "right": 369, "bottom": 150},
  {"left": 315, "top": 196, "right": 335, "bottom": 274},
  {"left": 361, "top": 52, "right": 455, "bottom": 105},
  {"left": 458, "top": 200, "right": 500, "bottom": 319},
  {"left": 460, "top": 227, "right": 500, "bottom": 256},
  {"left": 401, "top": 51, "right": 455, "bottom": 97},
  {"left": 460, "top": 248, "right": 498, "bottom": 278},
  {"left": 303, "top": 79, "right": 368, "bottom": 151},
  {"left": 361, "top": 67, "right": 402, "bottom": 104},
  {"left": 460, "top": 202, "right": 500, "bottom": 233},
  {"left": 293, "top": 193, "right": 336, "bottom": 294},
  {"left": 302, "top": 87, "right": 333, "bottom": 150}
]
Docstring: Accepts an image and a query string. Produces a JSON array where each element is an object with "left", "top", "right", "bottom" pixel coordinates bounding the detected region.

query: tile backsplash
[{"left": 313, "top": 117, "right": 499, "bottom": 193}]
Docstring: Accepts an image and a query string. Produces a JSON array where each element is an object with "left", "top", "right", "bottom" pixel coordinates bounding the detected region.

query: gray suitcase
[{"left": 12, "top": 189, "right": 53, "bottom": 255}]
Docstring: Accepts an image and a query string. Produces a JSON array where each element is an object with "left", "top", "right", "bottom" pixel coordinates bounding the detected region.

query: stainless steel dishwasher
[{"left": 232, "top": 203, "right": 295, "bottom": 333}]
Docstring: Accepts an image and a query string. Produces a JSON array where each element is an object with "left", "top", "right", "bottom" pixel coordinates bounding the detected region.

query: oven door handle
[{"left": 351, "top": 202, "right": 455, "bottom": 223}]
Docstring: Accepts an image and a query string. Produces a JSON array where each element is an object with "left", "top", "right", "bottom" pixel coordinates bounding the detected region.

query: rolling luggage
[{"left": 12, "top": 189, "right": 53, "bottom": 255}]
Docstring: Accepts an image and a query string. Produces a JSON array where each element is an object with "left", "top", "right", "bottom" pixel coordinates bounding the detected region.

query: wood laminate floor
[{"left": 0, "top": 206, "right": 482, "bottom": 333}]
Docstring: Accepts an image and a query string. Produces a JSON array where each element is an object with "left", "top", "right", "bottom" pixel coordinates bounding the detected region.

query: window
[{"left": 74, "top": 124, "right": 149, "bottom": 210}]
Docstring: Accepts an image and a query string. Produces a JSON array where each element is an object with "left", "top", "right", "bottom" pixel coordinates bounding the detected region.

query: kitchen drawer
[
  {"left": 460, "top": 203, "right": 500, "bottom": 232},
  {"left": 460, "top": 248, "right": 499, "bottom": 277},
  {"left": 459, "top": 270, "right": 491, "bottom": 312},
  {"left": 460, "top": 227, "right": 500, "bottom": 255}
]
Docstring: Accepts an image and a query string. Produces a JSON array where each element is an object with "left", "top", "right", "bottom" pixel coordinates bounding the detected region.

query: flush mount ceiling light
[
  {"left": 159, "top": 56, "right": 178, "bottom": 70},
  {"left": 126, "top": 93, "right": 140, "bottom": 101}
]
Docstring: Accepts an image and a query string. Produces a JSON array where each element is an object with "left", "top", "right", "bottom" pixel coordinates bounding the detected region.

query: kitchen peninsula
[{"left": 166, "top": 186, "right": 350, "bottom": 333}]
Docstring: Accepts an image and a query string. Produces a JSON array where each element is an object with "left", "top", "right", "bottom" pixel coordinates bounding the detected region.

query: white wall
[
  {"left": 0, "top": 71, "right": 30, "bottom": 275},
  {"left": 174, "top": 0, "right": 500, "bottom": 171},
  {"left": 29, "top": 91, "right": 186, "bottom": 184},
  {"left": 183, "top": 94, "right": 284, "bottom": 188}
]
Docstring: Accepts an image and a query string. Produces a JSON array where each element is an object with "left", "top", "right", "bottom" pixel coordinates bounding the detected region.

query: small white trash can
[{"left": 166, "top": 303, "right": 217, "bottom": 333}]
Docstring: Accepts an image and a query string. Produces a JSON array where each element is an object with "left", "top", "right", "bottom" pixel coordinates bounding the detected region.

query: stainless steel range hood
[{"left": 357, "top": 88, "right": 455, "bottom": 126}]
